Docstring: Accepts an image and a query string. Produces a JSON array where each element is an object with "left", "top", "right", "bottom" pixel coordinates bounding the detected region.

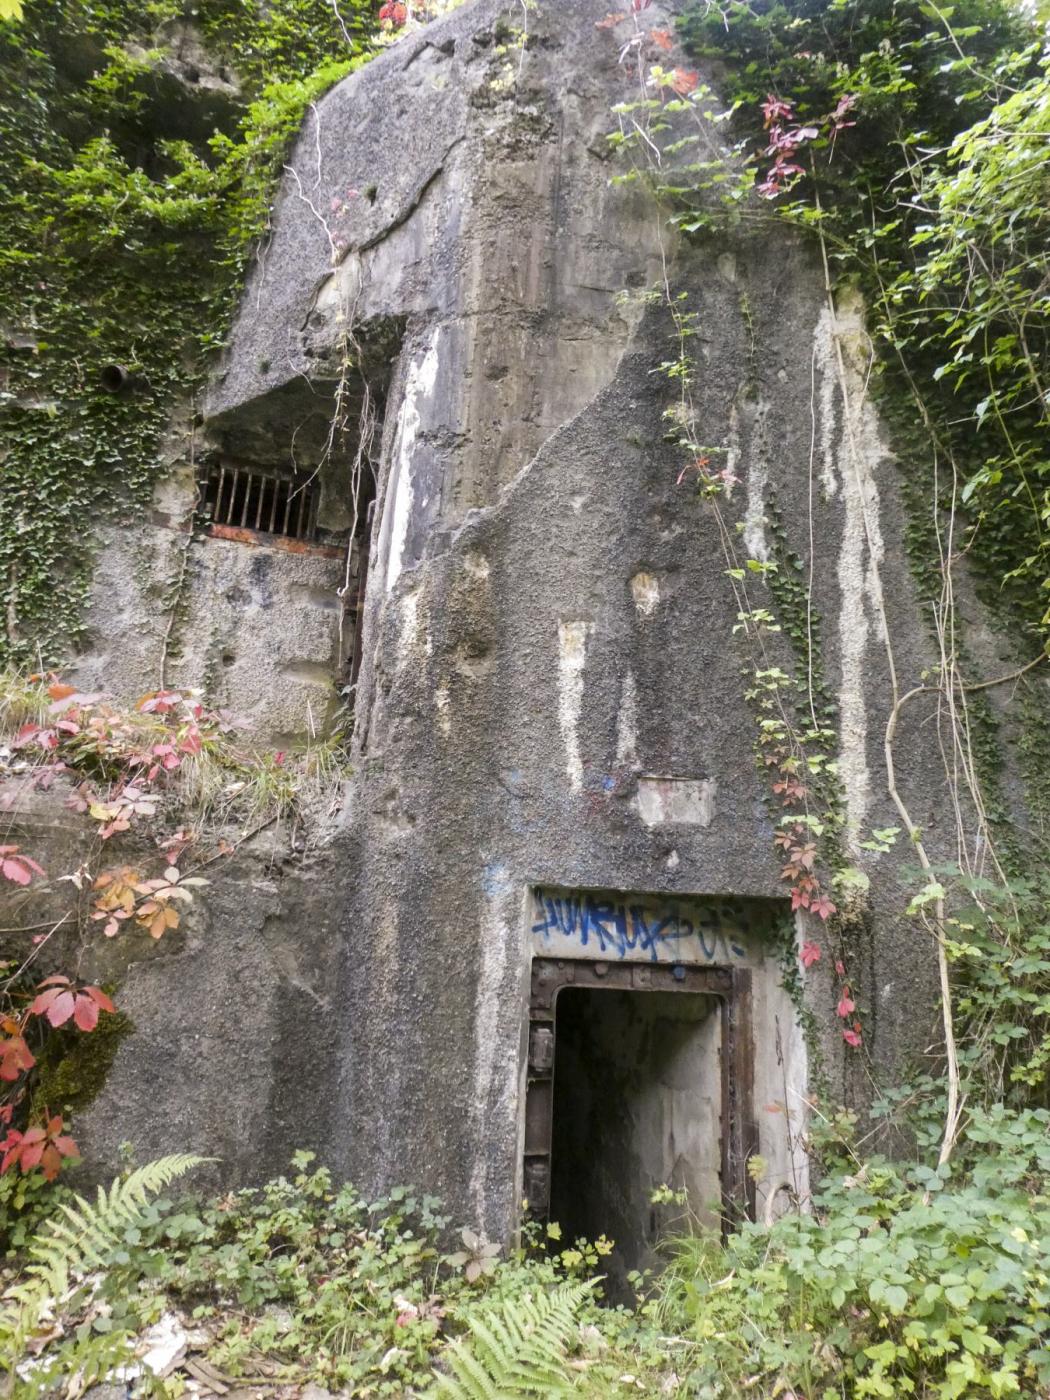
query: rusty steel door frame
[{"left": 523, "top": 958, "right": 758, "bottom": 1233}]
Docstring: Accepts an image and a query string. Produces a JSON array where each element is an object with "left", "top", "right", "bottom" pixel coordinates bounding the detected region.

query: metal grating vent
[{"left": 202, "top": 462, "right": 319, "bottom": 541}]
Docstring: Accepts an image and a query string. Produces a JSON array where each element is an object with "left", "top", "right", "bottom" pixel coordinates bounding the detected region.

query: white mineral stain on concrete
[
  {"left": 816, "top": 319, "right": 840, "bottom": 501},
  {"left": 399, "top": 588, "right": 419, "bottom": 663},
  {"left": 615, "top": 672, "right": 639, "bottom": 769},
  {"left": 742, "top": 398, "right": 771, "bottom": 563},
  {"left": 463, "top": 551, "right": 490, "bottom": 579},
  {"left": 435, "top": 680, "right": 451, "bottom": 737},
  {"left": 634, "top": 775, "right": 716, "bottom": 828},
  {"left": 813, "top": 292, "right": 890, "bottom": 845},
  {"left": 557, "top": 620, "right": 592, "bottom": 794},
  {"left": 386, "top": 330, "right": 441, "bottom": 593},
  {"left": 468, "top": 864, "right": 518, "bottom": 1227},
  {"left": 724, "top": 401, "right": 741, "bottom": 504},
  {"left": 630, "top": 571, "right": 660, "bottom": 617}
]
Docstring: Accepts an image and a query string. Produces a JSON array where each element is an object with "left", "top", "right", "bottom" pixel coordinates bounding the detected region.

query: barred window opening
[{"left": 201, "top": 462, "right": 320, "bottom": 542}]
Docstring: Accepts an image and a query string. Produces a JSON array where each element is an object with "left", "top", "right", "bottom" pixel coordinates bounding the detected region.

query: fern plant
[
  {"left": 0, "top": 1154, "right": 204, "bottom": 1394},
  {"left": 427, "top": 1280, "right": 594, "bottom": 1398}
]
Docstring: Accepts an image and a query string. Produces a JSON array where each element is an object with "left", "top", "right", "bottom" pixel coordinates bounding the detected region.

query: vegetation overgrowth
[
  {"left": 0, "top": 670, "right": 349, "bottom": 1198},
  {"left": 0, "top": 1131, "right": 1047, "bottom": 1396},
  {"left": 666, "top": 0, "right": 1050, "bottom": 1119},
  {"left": 0, "top": 0, "right": 448, "bottom": 668},
  {"left": 2, "top": 0, "right": 1050, "bottom": 1394}
]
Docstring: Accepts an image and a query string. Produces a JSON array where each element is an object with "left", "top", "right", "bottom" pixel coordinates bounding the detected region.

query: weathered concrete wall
[
  {"left": 72, "top": 431, "right": 357, "bottom": 743},
  {"left": 0, "top": 782, "right": 346, "bottom": 1192},
  {"left": 72, "top": 0, "right": 966, "bottom": 1238}
]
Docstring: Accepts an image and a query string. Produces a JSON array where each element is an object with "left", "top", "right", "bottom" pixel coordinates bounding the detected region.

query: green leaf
[
  {"left": 884, "top": 1284, "right": 910, "bottom": 1314},
  {"left": 945, "top": 1284, "right": 974, "bottom": 1308}
]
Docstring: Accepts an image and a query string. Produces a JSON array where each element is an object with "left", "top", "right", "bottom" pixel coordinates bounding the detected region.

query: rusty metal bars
[{"left": 202, "top": 461, "right": 319, "bottom": 542}]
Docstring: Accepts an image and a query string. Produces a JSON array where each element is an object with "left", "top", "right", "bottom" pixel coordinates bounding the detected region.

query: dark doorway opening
[
  {"left": 548, "top": 988, "right": 722, "bottom": 1283},
  {"left": 524, "top": 959, "right": 756, "bottom": 1295}
]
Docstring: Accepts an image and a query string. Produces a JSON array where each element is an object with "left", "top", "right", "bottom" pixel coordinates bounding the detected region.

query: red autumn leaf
[
  {"left": 790, "top": 887, "right": 810, "bottom": 912},
  {"left": 830, "top": 92, "right": 858, "bottom": 131},
  {"left": 14, "top": 722, "right": 58, "bottom": 751},
  {"left": 836, "top": 990, "right": 856, "bottom": 1019},
  {"left": 73, "top": 996, "right": 100, "bottom": 1032},
  {"left": 65, "top": 784, "right": 93, "bottom": 814},
  {"left": 36, "top": 988, "right": 76, "bottom": 1028},
  {"left": 762, "top": 94, "right": 794, "bottom": 126},
  {"left": 0, "top": 1035, "right": 35, "bottom": 1081},
  {"left": 136, "top": 689, "right": 183, "bottom": 714},
  {"left": 31, "top": 979, "right": 113, "bottom": 1031},
  {"left": 0, "top": 1131, "right": 22, "bottom": 1174},
  {"left": 650, "top": 27, "right": 673, "bottom": 50},
  {"left": 800, "top": 940, "right": 821, "bottom": 969},
  {"left": 595, "top": 11, "right": 627, "bottom": 27},
  {"left": 835, "top": 959, "right": 846, "bottom": 976},
  {"left": 1, "top": 1117, "right": 79, "bottom": 1180},
  {"left": 0, "top": 846, "right": 46, "bottom": 886},
  {"left": 40, "top": 1139, "right": 78, "bottom": 1180},
  {"left": 843, "top": 1027, "right": 862, "bottom": 1048},
  {"left": 18, "top": 1127, "right": 45, "bottom": 1171},
  {"left": 47, "top": 682, "right": 77, "bottom": 701},
  {"left": 811, "top": 894, "right": 837, "bottom": 921},
  {"left": 773, "top": 777, "right": 808, "bottom": 803},
  {"left": 670, "top": 68, "right": 699, "bottom": 96}
]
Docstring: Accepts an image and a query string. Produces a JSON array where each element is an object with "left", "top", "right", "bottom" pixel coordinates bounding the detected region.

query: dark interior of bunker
[{"left": 548, "top": 987, "right": 724, "bottom": 1293}]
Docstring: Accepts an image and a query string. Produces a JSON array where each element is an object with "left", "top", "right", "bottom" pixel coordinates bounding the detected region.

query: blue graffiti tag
[{"left": 530, "top": 890, "right": 748, "bottom": 964}]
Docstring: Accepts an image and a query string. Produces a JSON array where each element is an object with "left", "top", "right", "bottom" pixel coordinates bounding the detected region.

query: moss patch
[{"left": 32, "top": 1010, "right": 135, "bottom": 1117}]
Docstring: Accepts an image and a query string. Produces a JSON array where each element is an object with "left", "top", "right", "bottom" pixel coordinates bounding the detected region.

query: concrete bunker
[{"left": 522, "top": 887, "right": 801, "bottom": 1272}]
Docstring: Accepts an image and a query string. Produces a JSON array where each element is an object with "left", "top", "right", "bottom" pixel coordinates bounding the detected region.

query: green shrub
[{"left": 654, "top": 1109, "right": 1050, "bottom": 1398}]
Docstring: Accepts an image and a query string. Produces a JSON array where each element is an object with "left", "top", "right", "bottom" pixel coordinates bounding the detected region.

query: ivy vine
[{"left": 0, "top": 0, "right": 376, "bottom": 668}]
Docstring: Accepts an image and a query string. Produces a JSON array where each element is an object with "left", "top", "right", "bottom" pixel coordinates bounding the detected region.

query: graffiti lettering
[{"left": 530, "top": 890, "right": 748, "bottom": 964}]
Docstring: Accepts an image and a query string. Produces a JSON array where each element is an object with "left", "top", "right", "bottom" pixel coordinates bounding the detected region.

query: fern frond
[
  {"left": 428, "top": 1281, "right": 594, "bottom": 1398},
  {"left": 28, "top": 1327, "right": 134, "bottom": 1395},
  {"left": 0, "top": 1154, "right": 206, "bottom": 1382},
  {"left": 22, "top": 1153, "right": 205, "bottom": 1300}
]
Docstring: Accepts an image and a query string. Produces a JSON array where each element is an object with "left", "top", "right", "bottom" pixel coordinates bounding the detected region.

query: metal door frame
[{"left": 523, "top": 957, "right": 758, "bottom": 1234}]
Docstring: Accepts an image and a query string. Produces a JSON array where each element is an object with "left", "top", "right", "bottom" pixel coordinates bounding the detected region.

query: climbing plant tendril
[{"left": 622, "top": 0, "right": 1050, "bottom": 1123}]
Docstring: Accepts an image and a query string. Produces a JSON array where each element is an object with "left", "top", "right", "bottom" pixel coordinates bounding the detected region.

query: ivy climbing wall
[{"left": 0, "top": 0, "right": 374, "bottom": 697}]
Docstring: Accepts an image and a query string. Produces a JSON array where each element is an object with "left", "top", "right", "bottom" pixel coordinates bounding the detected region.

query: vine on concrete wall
[
  {"left": 0, "top": 0, "right": 377, "bottom": 670},
  {"left": 604, "top": 0, "right": 1050, "bottom": 1149},
  {"left": 0, "top": 0, "right": 388, "bottom": 1187}
]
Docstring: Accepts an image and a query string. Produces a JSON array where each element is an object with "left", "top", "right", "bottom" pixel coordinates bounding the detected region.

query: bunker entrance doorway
[{"left": 524, "top": 961, "right": 756, "bottom": 1289}]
